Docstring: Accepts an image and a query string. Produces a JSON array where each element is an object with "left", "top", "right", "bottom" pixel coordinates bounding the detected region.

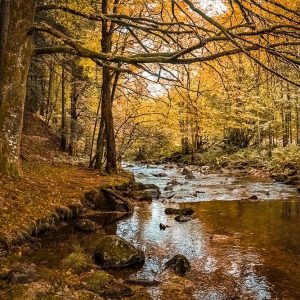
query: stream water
[{"left": 115, "top": 163, "right": 300, "bottom": 300}]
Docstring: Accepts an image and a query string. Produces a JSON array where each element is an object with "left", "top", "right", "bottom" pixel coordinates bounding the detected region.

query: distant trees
[{"left": 0, "top": 0, "right": 299, "bottom": 175}]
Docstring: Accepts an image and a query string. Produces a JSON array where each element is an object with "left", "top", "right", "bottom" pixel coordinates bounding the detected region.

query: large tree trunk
[
  {"left": 0, "top": 0, "right": 36, "bottom": 176},
  {"left": 101, "top": 0, "right": 117, "bottom": 174}
]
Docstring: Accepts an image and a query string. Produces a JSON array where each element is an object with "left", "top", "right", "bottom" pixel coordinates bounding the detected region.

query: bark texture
[{"left": 0, "top": 0, "right": 36, "bottom": 176}]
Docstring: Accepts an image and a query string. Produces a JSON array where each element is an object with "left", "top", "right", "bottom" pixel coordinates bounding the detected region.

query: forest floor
[{"left": 0, "top": 113, "right": 130, "bottom": 248}]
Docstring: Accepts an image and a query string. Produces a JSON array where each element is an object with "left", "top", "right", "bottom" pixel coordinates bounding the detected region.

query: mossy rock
[
  {"left": 61, "top": 251, "right": 93, "bottom": 274},
  {"left": 82, "top": 270, "right": 133, "bottom": 298},
  {"left": 94, "top": 235, "right": 145, "bottom": 269}
]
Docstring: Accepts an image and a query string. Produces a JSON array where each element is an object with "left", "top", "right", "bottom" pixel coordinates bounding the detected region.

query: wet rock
[
  {"left": 159, "top": 223, "right": 169, "bottom": 230},
  {"left": 185, "top": 174, "right": 196, "bottom": 180},
  {"left": 164, "top": 186, "right": 173, "bottom": 191},
  {"left": 7, "top": 263, "right": 38, "bottom": 284},
  {"left": 130, "top": 182, "right": 161, "bottom": 199},
  {"left": 94, "top": 235, "right": 145, "bottom": 268},
  {"left": 61, "top": 251, "right": 93, "bottom": 274},
  {"left": 82, "top": 270, "right": 133, "bottom": 298},
  {"left": 175, "top": 215, "right": 192, "bottom": 222},
  {"left": 248, "top": 195, "right": 258, "bottom": 200},
  {"left": 154, "top": 172, "right": 168, "bottom": 177},
  {"left": 272, "top": 174, "right": 288, "bottom": 183},
  {"left": 182, "top": 167, "right": 193, "bottom": 176},
  {"left": 123, "top": 190, "right": 152, "bottom": 202},
  {"left": 75, "top": 219, "right": 98, "bottom": 232},
  {"left": 165, "top": 207, "right": 194, "bottom": 216},
  {"left": 125, "top": 279, "right": 161, "bottom": 286},
  {"left": 94, "top": 189, "right": 133, "bottom": 213},
  {"left": 201, "top": 165, "right": 210, "bottom": 174},
  {"left": 167, "top": 179, "right": 181, "bottom": 186},
  {"left": 136, "top": 172, "right": 147, "bottom": 178},
  {"left": 163, "top": 254, "right": 191, "bottom": 275}
]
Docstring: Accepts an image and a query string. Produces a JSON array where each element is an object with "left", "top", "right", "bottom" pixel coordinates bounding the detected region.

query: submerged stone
[
  {"left": 165, "top": 207, "right": 194, "bottom": 216},
  {"left": 94, "top": 235, "right": 145, "bottom": 268},
  {"left": 175, "top": 215, "right": 192, "bottom": 222}
]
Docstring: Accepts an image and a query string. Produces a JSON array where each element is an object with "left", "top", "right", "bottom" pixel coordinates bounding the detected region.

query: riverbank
[
  {"left": 0, "top": 161, "right": 131, "bottom": 249},
  {"left": 0, "top": 113, "right": 132, "bottom": 249}
]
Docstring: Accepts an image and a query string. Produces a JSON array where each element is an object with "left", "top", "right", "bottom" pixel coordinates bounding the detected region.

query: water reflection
[{"left": 118, "top": 163, "right": 300, "bottom": 299}]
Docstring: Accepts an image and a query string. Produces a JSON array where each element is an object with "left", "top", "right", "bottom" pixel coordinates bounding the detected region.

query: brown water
[{"left": 10, "top": 163, "right": 300, "bottom": 300}]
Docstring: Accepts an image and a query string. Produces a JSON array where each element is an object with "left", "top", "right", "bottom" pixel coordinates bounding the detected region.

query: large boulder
[{"left": 94, "top": 235, "right": 145, "bottom": 268}]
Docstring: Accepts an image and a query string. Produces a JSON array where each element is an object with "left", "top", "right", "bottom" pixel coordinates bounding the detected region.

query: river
[{"left": 115, "top": 162, "right": 300, "bottom": 300}]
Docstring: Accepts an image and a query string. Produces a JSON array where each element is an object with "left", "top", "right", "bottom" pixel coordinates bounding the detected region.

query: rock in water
[
  {"left": 182, "top": 167, "right": 193, "bottom": 176},
  {"left": 185, "top": 174, "right": 196, "bottom": 180},
  {"left": 175, "top": 215, "right": 192, "bottom": 222},
  {"left": 94, "top": 235, "right": 145, "bottom": 268},
  {"left": 154, "top": 173, "right": 168, "bottom": 177},
  {"left": 75, "top": 219, "right": 98, "bottom": 232},
  {"left": 164, "top": 186, "right": 173, "bottom": 191},
  {"left": 165, "top": 207, "right": 194, "bottom": 216},
  {"left": 159, "top": 223, "right": 168, "bottom": 230},
  {"left": 164, "top": 254, "right": 191, "bottom": 275}
]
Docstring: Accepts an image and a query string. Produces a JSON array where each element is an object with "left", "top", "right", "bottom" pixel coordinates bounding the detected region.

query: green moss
[
  {"left": 82, "top": 270, "right": 114, "bottom": 293},
  {"left": 61, "top": 251, "right": 93, "bottom": 274}
]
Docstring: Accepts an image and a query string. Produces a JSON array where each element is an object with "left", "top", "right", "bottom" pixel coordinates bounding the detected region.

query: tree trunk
[
  {"left": 68, "top": 81, "right": 78, "bottom": 157},
  {"left": 0, "top": 0, "right": 36, "bottom": 176},
  {"left": 61, "top": 67, "right": 67, "bottom": 151},
  {"left": 46, "top": 59, "right": 54, "bottom": 125},
  {"left": 101, "top": 0, "right": 117, "bottom": 174},
  {"left": 94, "top": 115, "right": 105, "bottom": 169}
]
